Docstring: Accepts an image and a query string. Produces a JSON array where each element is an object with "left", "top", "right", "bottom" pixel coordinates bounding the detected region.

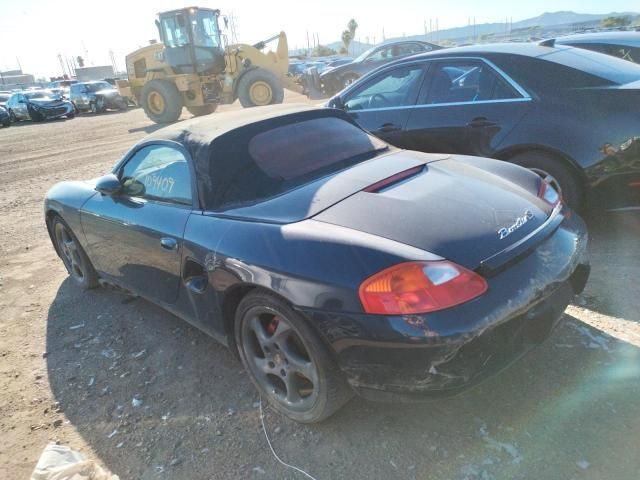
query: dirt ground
[{"left": 1, "top": 92, "right": 639, "bottom": 480}]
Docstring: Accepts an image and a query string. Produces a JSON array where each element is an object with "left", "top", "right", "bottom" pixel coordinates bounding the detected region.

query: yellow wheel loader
[{"left": 117, "top": 6, "right": 305, "bottom": 124}]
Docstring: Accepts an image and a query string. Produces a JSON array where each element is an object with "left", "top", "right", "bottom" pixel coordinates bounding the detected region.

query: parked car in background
[
  {"left": 328, "top": 42, "right": 640, "bottom": 211},
  {"left": 318, "top": 41, "right": 442, "bottom": 95},
  {"left": 0, "top": 105, "right": 11, "bottom": 127},
  {"left": 0, "top": 91, "right": 10, "bottom": 107},
  {"left": 5, "top": 90, "right": 75, "bottom": 122},
  {"left": 325, "top": 57, "right": 353, "bottom": 69},
  {"left": 45, "top": 104, "right": 589, "bottom": 422},
  {"left": 555, "top": 32, "right": 640, "bottom": 63},
  {"left": 69, "top": 81, "right": 128, "bottom": 114}
]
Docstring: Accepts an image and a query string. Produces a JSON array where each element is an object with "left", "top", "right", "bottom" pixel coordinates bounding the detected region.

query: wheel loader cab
[{"left": 157, "top": 7, "right": 226, "bottom": 75}]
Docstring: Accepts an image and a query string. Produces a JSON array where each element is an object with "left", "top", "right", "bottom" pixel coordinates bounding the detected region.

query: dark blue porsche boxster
[{"left": 45, "top": 105, "right": 590, "bottom": 422}]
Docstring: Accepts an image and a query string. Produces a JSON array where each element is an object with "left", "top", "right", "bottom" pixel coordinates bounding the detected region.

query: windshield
[
  {"left": 191, "top": 9, "right": 221, "bottom": 48},
  {"left": 85, "top": 82, "right": 113, "bottom": 92},
  {"left": 354, "top": 46, "right": 377, "bottom": 63},
  {"left": 25, "top": 91, "right": 54, "bottom": 100}
]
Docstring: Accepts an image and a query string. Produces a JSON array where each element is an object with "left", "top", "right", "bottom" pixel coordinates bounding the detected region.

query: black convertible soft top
[{"left": 143, "top": 104, "right": 379, "bottom": 210}]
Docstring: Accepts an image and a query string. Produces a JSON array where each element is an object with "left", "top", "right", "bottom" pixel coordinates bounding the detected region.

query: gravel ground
[{"left": 0, "top": 94, "right": 639, "bottom": 479}]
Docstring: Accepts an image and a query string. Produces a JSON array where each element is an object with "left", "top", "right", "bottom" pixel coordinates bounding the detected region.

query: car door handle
[
  {"left": 160, "top": 237, "right": 178, "bottom": 251},
  {"left": 467, "top": 117, "right": 498, "bottom": 128},
  {"left": 378, "top": 123, "right": 401, "bottom": 133}
]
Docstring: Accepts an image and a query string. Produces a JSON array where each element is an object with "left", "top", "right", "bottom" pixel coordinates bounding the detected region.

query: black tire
[
  {"left": 8, "top": 109, "right": 17, "bottom": 122},
  {"left": 28, "top": 106, "right": 44, "bottom": 122},
  {"left": 2, "top": 120, "right": 10, "bottom": 128},
  {"left": 90, "top": 98, "right": 106, "bottom": 114},
  {"left": 51, "top": 216, "right": 99, "bottom": 290},
  {"left": 141, "top": 80, "right": 183, "bottom": 124},
  {"left": 506, "top": 151, "right": 583, "bottom": 211},
  {"left": 341, "top": 73, "right": 359, "bottom": 89},
  {"left": 186, "top": 104, "right": 217, "bottom": 117},
  {"left": 235, "top": 291, "right": 353, "bottom": 423},
  {"left": 66, "top": 112, "right": 75, "bottom": 119},
  {"left": 237, "top": 69, "right": 285, "bottom": 108}
]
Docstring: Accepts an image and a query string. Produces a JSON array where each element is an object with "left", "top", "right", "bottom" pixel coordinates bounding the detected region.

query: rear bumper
[{"left": 300, "top": 211, "right": 589, "bottom": 401}]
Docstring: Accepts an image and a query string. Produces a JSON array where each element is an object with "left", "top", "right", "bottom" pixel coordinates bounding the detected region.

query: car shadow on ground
[
  {"left": 45, "top": 213, "right": 640, "bottom": 479},
  {"left": 127, "top": 122, "right": 169, "bottom": 135},
  {"left": 581, "top": 210, "right": 640, "bottom": 322}
]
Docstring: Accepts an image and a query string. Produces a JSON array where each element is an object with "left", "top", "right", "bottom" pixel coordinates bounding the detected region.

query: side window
[
  {"left": 423, "top": 61, "right": 521, "bottom": 105},
  {"left": 119, "top": 145, "right": 193, "bottom": 205},
  {"left": 343, "top": 65, "right": 425, "bottom": 110}
]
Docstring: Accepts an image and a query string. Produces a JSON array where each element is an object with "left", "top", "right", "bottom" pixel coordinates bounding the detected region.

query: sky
[{"left": 1, "top": 0, "right": 638, "bottom": 78}]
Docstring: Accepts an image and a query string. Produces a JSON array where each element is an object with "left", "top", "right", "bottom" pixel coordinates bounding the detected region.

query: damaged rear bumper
[{"left": 300, "top": 211, "right": 590, "bottom": 402}]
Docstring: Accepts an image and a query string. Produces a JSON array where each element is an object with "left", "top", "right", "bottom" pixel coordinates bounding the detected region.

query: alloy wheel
[
  {"left": 242, "top": 308, "right": 319, "bottom": 411},
  {"left": 54, "top": 222, "right": 86, "bottom": 283}
]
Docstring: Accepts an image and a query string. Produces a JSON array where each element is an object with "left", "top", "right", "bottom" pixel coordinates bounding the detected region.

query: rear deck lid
[{"left": 315, "top": 157, "right": 555, "bottom": 270}]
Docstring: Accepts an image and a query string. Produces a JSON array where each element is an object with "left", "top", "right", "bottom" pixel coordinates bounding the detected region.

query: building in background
[
  {"left": 75, "top": 66, "right": 115, "bottom": 82},
  {"left": 0, "top": 69, "right": 36, "bottom": 90}
]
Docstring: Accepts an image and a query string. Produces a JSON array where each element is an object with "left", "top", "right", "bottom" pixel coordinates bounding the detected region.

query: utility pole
[
  {"left": 306, "top": 31, "right": 310, "bottom": 56},
  {"left": 16, "top": 57, "right": 23, "bottom": 72}
]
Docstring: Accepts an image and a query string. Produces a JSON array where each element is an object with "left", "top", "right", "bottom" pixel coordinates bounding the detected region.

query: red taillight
[
  {"left": 359, "top": 261, "right": 488, "bottom": 315},
  {"left": 363, "top": 165, "right": 424, "bottom": 193},
  {"left": 538, "top": 179, "right": 560, "bottom": 206}
]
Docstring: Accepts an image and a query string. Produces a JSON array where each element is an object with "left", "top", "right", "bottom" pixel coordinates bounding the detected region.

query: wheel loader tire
[
  {"left": 141, "top": 80, "right": 183, "bottom": 124},
  {"left": 237, "top": 69, "right": 285, "bottom": 108},
  {"left": 186, "top": 104, "right": 218, "bottom": 117}
]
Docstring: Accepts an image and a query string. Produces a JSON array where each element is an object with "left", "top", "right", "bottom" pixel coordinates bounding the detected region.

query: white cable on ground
[{"left": 259, "top": 396, "right": 319, "bottom": 480}]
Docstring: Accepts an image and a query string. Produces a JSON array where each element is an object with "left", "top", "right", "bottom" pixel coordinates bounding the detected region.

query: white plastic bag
[{"left": 31, "top": 443, "right": 119, "bottom": 480}]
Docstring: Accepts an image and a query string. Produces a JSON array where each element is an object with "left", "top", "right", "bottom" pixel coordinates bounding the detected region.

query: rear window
[
  {"left": 493, "top": 54, "right": 614, "bottom": 92},
  {"left": 210, "top": 117, "right": 387, "bottom": 209},
  {"left": 542, "top": 47, "right": 640, "bottom": 85}
]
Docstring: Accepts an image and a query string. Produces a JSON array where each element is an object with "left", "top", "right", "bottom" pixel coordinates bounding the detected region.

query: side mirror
[{"left": 95, "top": 173, "right": 122, "bottom": 196}]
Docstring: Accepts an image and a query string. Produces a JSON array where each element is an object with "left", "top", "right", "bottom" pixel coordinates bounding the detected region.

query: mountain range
[{"left": 320, "top": 10, "right": 639, "bottom": 54}]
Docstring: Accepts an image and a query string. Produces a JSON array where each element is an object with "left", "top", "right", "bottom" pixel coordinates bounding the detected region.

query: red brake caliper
[{"left": 266, "top": 317, "right": 279, "bottom": 336}]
